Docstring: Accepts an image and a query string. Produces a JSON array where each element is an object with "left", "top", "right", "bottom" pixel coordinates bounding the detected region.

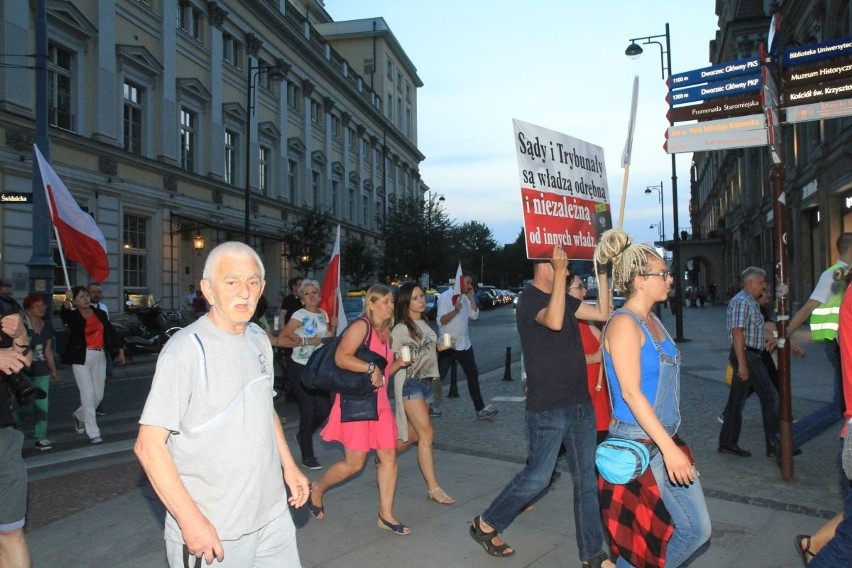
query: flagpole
[
  {"left": 618, "top": 75, "right": 640, "bottom": 230},
  {"left": 52, "top": 225, "right": 71, "bottom": 290}
]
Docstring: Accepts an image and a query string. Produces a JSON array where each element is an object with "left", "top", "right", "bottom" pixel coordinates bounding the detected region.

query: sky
[{"left": 324, "top": 1, "right": 724, "bottom": 247}]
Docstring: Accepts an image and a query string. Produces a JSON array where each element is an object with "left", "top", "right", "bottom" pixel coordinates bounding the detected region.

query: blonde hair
[
  {"left": 594, "top": 229, "right": 662, "bottom": 296},
  {"left": 363, "top": 283, "right": 394, "bottom": 331}
]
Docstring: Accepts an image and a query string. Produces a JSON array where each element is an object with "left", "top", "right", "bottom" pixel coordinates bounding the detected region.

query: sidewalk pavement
[{"left": 23, "top": 304, "right": 843, "bottom": 567}]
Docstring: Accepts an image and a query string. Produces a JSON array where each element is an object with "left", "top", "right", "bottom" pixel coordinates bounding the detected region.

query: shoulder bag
[{"left": 302, "top": 316, "right": 386, "bottom": 396}]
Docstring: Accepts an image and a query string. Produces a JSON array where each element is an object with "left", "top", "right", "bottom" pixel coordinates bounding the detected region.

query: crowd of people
[{"left": 7, "top": 229, "right": 852, "bottom": 565}]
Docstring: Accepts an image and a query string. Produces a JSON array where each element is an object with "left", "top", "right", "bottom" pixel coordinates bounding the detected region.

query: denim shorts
[{"left": 401, "top": 377, "right": 436, "bottom": 403}]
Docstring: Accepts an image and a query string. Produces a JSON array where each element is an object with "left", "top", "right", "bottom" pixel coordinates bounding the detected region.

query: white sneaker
[
  {"left": 476, "top": 405, "right": 498, "bottom": 420},
  {"left": 35, "top": 439, "right": 53, "bottom": 451},
  {"left": 90, "top": 437, "right": 103, "bottom": 444}
]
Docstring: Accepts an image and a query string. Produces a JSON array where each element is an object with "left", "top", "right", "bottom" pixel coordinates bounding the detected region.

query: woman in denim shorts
[{"left": 391, "top": 282, "right": 455, "bottom": 505}]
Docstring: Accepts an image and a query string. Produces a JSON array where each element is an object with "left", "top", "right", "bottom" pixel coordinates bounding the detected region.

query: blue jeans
[
  {"left": 482, "top": 403, "right": 606, "bottom": 562},
  {"left": 719, "top": 350, "right": 778, "bottom": 450},
  {"left": 614, "top": 451, "right": 711, "bottom": 567},
  {"left": 810, "top": 486, "right": 852, "bottom": 567},
  {"left": 792, "top": 341, "right": 843, "bottom": 447}
]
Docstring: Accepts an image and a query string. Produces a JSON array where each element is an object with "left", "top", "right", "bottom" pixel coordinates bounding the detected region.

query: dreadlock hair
[{"left": 593, "top": 228, "right": 663, "bottom": 297}]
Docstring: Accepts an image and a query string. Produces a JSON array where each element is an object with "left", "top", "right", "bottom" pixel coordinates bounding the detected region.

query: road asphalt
[{"left": 20, "top": 304, "right": 844, "bottom": 567}]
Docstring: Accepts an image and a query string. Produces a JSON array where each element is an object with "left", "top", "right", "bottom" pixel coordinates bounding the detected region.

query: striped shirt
[{"left": 727, "top": 289, "right": 764, "bottom": 350}]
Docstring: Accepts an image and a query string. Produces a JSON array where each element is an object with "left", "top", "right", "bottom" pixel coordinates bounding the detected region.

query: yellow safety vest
[{"left": 810, "top": 262, "right": 845, "bottom": 341}]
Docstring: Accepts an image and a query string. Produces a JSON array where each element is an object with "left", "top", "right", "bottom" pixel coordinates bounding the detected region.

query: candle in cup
[
  {"left": 442, "top": 333, "right": 452, "bottom": 348},
  {"left": 400, "top": 345, "right": 412, "bottom": 363}
]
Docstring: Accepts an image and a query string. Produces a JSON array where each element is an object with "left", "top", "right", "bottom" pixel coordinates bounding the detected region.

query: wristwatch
[{"left": 367, "top": 362, "right": 376, "bottom": 375}]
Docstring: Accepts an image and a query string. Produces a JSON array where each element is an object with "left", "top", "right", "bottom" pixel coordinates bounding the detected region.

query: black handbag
[
  {"left": 340, "top": 392, "right": 379, "bottom": 422},
  {"left": 301, "top": 316, "right": 386, "bottom": 396}
]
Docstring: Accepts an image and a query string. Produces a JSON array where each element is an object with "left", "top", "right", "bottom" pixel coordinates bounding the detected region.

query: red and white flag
[
  {"left": 451, "top": 262, "right": 463, "bottom": 305},
  {"left": 34, "top": 144, "right": 109, "bottom": 282},
  {"left": 320, "top": 225, "right": 347, "bottom": 336}
]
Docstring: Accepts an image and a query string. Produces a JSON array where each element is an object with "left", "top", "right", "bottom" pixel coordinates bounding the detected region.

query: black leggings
[{"left": 286, "top": 358, "right": 332, "bottom": 460}]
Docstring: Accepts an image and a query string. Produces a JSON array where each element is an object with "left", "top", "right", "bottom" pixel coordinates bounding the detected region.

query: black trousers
[{"left": 437, "top": 346, "right": 485, "bottom": 412}]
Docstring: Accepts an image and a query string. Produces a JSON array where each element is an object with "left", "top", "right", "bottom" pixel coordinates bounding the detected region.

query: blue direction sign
[
  {"left": 784, "top": 37, "right": 852, "bottom": 66},
  {"left": 668, "top": 56, "right": 760, "bottom": 89},
  {"left": 668, "top": 74, "right": 762, "bottom": 106}
]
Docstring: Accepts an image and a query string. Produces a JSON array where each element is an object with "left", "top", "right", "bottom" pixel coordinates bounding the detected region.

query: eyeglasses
[
  {"left": 568, "top": 283, "right": 586, "bottom": 289},
  {"left": 641, "top": 270, "right": 672, "bottom": 279}
]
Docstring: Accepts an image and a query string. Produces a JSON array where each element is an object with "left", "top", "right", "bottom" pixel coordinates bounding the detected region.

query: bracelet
[
  {"left": 14, "top": 343, "right": 28, "bottom": 350},
  {"left": 367, "top": 362, "right": 376, "bottom": 374}
]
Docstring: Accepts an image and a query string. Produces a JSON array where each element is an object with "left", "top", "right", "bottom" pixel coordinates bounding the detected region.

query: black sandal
[
  {"left": 581, "top": 552, "right": 612, "bottom": 568},
  {"left": 794, "top": 534, "right": 815, "bottom": 566},
  {"left": 469, "top": 515, "right": 514, "bottom": 557}
]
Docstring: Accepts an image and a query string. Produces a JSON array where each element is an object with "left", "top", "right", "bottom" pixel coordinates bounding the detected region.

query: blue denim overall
[{"left": 603, "top": 308, "right": 711, "bottom": 568}]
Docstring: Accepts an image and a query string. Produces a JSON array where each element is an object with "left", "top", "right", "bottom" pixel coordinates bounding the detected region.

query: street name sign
[{"left": 665, "top": 114, "right": 768, "bottom": 154}]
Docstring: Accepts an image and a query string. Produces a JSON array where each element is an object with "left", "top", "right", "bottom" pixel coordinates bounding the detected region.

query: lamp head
[
  {"left": 625, "top": 42, "right": 644, "bottom": 59},
  {"left": 644, "top": 187, "right": 652, "bottom": 195},
  {"left": 438, "top": 195, "right": 446, "bottom": 202}
]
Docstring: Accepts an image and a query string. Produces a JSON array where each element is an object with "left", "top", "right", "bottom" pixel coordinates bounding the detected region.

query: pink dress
[{"left": 321, "top": 327, "right": 398, "bottom": 451}]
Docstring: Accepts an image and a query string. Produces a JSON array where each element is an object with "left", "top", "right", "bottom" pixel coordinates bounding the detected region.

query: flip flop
[{"left": 794, "top": 534, "right": 815, "bottom": 567}]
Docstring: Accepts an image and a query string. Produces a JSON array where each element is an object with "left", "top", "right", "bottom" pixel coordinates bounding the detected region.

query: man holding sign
[{"left": 470, "top": 245, "right": 612, "bottom": 565}]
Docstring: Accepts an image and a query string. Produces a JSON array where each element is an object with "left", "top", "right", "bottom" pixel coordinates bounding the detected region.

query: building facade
[
  {"left": 692, "top": 0, "right": 852, "bottom": 308},
  {"left": 0, "top": 0, "right": 425, "bottom": 310}
]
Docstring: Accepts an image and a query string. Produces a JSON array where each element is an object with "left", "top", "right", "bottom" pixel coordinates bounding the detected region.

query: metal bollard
[
  {"left": 448, "top": 359, "right": 459, "bottom": 397},
  {"left": 502, "top": 346, "right": 513, "bottom": 381}
]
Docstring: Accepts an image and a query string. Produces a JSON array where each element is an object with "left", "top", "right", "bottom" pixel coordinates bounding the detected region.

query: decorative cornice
[
  {"left": 206, "top": 1, "right": 228, "bottom": 29},
  {"left": 245, "top": 32, "right": 262, "bottom": 57}
]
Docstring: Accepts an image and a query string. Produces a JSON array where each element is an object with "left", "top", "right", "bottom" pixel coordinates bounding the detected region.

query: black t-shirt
[
  {"left": 516, "top": 285, "right": 590, "bottom": 412},
  {"left": 280, "top": 294, "right": 302, "bottom": 324}
]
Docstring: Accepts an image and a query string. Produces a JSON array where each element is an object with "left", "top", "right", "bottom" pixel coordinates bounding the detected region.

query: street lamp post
[
  {"left": 244, "top": 60, "right": 287, "bottom": 244},
  {"left": 649, "top": 222, "right": 662, "bottom": 241},
  {"left": 645, "top": 181, "right": 665, "bottom": 247},
  {"left": 626, "top": 23, "right": 687, "bottom": 341}
]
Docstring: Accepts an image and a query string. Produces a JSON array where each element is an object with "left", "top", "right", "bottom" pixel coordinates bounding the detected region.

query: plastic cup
[{"left": 400, "top": 345, "right": 411, "bottom": 363}]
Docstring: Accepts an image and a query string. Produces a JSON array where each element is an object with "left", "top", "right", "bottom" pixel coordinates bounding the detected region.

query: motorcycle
[{"left": 113, "top": 304, "right": 188, "bottom": 357}]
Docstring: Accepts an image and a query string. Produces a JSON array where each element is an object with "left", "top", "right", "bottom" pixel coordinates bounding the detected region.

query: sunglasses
[{"left": 641, "top": 270, "right": 672, "bottom": 279}]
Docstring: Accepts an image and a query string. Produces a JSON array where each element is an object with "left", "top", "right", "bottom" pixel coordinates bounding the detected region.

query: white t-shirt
[
  {"left": 139, "top": 317, "right": 286, "bottom": 542},
  {"left": 809, "top": 259, "right": 849, "bottom": 304},
  {"left": 289, "top": 308, "right": 329, "bottom": 365},
  {"left": 436, "top": 288, "right": 478, "bottom": 351}
]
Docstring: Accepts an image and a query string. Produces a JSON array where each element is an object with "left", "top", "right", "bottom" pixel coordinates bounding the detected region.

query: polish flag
[
  {"left": 451, "top": 262, "right": 463, "bottom": 305},
  {"left": 320, "top": 225, "right": 347, "bottom": 336},
  {"left": 34, "top": 145, "right": 110, "bottom": 282}
]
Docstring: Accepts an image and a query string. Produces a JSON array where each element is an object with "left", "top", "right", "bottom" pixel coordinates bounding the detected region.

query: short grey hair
[
  {"left": 298, "top": 279, "right": 321, "bottom": 297},
  {"left": 202, "top": 242, "right": 265, "bottom": 281},
  {"left": 740, "top": 266, "right": 765, "bottom": 283}
]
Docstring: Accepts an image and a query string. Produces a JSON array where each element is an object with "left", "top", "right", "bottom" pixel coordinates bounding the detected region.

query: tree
[
  {"left": 451, "top": 221, "right": 499, "bottom": 284},
  {"left": 341, "top": 237, "right": 377, "bottom": 290},
  {"left": 498, "top": 227, "right": 531, "bottom": 287},
  {"left": 280, "top": 205, "right": 334, "bottom": 276},
  {"left": 381, "top": 194, "right": 454, "bottom": 285}
]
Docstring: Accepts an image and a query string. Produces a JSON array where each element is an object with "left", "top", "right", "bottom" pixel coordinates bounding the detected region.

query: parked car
[
  {"left": 475, "top": 289, "right": 495, "bottom": 309},
  {"left": 425, "top": 291, "right": 439, "bottom": 320},
  {"left": 342, "top": 295, "right": 365, "bottom": 324}
]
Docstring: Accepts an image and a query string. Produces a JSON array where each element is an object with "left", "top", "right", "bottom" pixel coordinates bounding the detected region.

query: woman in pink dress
[{"left": 308, "top": 284, "right": 412, "bottom": 535}]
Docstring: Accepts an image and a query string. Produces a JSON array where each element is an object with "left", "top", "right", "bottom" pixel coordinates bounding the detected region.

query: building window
[
  {"left": 331, "top": 179, "right": 339, "bottom": 215},
  {"left": 386, "top": 60, "right": 393, "bottom": 80},
  {"left": 259, "top": 146, "right": 270, "bottom": 196},
  {"left": 331, "top": 115, "right": 341, "bottom": 139},
  {"left": 387, "top": 95, "right": 393, "bottom": 120},
  {"left": 362, "top": 195, "right": 368, "bottom": 226},
  {"left": 397, "top": 96, "right": 402, "bottom": 126},
  {"left": 288, "top": 82, "right": 302, "bottom": 113},
  {"left": 397, "top": 71, "right": 402, "bottom": 91},
  {"left": 123, "top": 81, "right": 143, "bottom": 154},
  {"left": 47, "top": 43, "right": 74, "bottom": 131},
  {"left": 224, "top": 129, "right": 237, "bottom": 185},
  {"left": 180, "top": 108, "right": 195, "bottom": 172},
  {"left": 310, "top": 99, "right": 322, "bottom": 126},
  {"left": 288, "top": 159, "right": 298, "bottom": 202},
  {"left": 406, "top": 82, "right": 411, "bottom": 103},
  {"left": 177, "top": 1, "right": 202, "bottom": 40},
  {"left": 312, "top": 170, "right": 321, "bottom": 207},
  {"left": 223, "top": 33, "right": 241, "bottom": 69},
  {"left": 123, "top": 214, "right": 148, "bottom": 289},
  {"left": 406, "top": 109, "right": 411, "bottom": 137},
  {"left": 348, "top": 187, "right": 355, "bottom": 220}
]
